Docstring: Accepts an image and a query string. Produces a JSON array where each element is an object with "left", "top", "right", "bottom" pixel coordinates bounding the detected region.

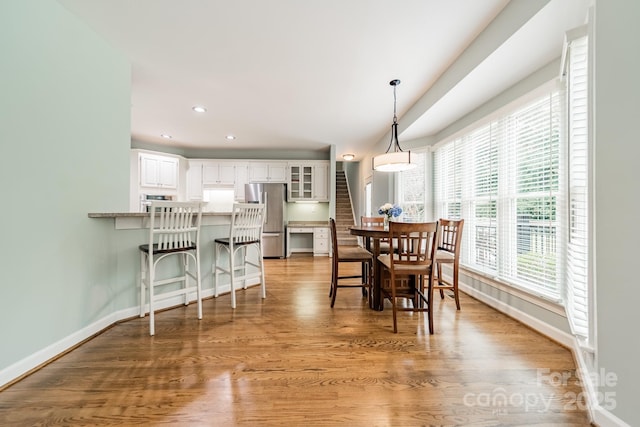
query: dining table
[{"left": 349, "top": 225, "right": 389, "bottom": 311}]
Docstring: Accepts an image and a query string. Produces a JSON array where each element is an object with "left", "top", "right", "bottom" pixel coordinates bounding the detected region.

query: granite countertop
[
  {"left": 287, "top": 220, "right": 329, "bottom": 227},
  {"left": 88, "top": 211, "right": 231, "bottom": 218}
]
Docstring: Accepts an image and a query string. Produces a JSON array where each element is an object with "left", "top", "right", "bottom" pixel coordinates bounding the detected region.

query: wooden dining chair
[
  {"left": 377, "top": 221, "right": 438, "bottom": 334},
  {"left": 329, "top": 218, "right": 373, "bottom": 308},
  {"left": 360, "top": 216, "right": 390, "bottom": 254},
  {"left": 433, "top": 219, "right": 464, "bottom": 310}
]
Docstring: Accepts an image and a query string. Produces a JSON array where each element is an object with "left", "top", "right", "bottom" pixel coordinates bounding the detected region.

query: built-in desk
[{"left": 286, "top": 221, "right": 329, "bottom": 257}]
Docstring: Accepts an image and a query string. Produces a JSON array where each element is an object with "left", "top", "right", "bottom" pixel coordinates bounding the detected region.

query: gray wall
[
  {"left": 594, "top": 1, "right": 640, "bottom": 425},
  {"left": 1, "top": 0, "right": 130, "bottom": 371}
]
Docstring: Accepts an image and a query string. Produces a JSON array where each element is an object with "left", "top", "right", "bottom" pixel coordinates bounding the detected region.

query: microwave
[{"left": 140, "top": 194, "right": 174, "bottom": 212}]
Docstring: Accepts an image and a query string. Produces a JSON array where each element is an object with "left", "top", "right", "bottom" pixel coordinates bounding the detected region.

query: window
[
  {"left": 398, "top": 151, "right": 429, "bottom": 222},
  {"left": 434, "top": 92, "right": 563, "bottom": 300},
  {"left": 564, "top": 30, "right": 592, "bottom": 346},
  {"left": 364, "top": 181, "right": 372, "bottom": 217}
]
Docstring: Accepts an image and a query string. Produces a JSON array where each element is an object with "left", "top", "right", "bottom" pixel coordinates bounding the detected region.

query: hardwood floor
[{"left": 0, "top": 255, "right": 591, "bottom": 426}]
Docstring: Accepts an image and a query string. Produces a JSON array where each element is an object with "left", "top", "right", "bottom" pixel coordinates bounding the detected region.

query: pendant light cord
[
  {"left": 392, "top": 82, "right": 398, "bottom": 125},
  {"left": 385, "top": 79, "right": 402, "bottom": 153}
]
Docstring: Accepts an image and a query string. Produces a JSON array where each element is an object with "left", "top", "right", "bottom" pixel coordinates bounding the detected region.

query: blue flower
[{"left": 378, "top": 203, "right": 403, "bottom": 218}]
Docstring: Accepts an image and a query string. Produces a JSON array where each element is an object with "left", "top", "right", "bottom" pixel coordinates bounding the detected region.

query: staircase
[{"left": 335, "top": 170, "right": 359, "bottom": 246}]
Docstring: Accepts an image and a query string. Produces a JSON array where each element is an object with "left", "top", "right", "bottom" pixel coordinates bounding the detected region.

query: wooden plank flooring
[{"left": 0, "top": 255, "right": 592, "bottom": 426}]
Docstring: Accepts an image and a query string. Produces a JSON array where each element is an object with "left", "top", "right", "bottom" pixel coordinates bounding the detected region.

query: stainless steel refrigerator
[{"left": 245, "top": 183, "right": 287, "bottom": 258}]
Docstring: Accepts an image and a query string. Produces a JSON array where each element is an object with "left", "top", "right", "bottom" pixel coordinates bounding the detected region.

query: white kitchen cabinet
[
  {"left": 287, "top": 227, "right": 314, "bottom": 257},
  {"left": 248, "top": 162, "right": 287, "bottom": 183},
  {"left": 186, "top": 160, "right": 203, "bottom": 200},
  {"left": 288, "top": 164, "right": 314, "bottom": 200},
  {"left": 313, "top": 227, "right": 330, "bottom": 256},
  {"left": 286, "top": 226, "right": 330, "bottom": 257},
  {"left": 234, "top": 163, "right": 248, "bottom": 201},
  {"left": 202, "top": 161, "right": 235, "bottom": 185},
  {"left": 288, "top": 161, "right": 329, "bottom": 201},
  {"left": 140, "top": 153, "right": 178, "bottom": 189},
  {"left": 313, "top": 162, "right": 329, "bottom": 202}
]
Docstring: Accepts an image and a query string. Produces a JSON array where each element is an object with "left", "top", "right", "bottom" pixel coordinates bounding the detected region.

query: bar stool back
[
  {"left": 214, "top": 203, "right": 266, "bottom": 308},
  {"left": 139, "top": 201, "right": 203, "bottom": 336}
]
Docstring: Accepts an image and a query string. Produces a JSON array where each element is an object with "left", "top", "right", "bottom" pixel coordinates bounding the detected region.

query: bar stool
[
  {"left": 139, "top": 201, "right": 203, "bottom": 336},
  {"left": 214, "top": 203, "right": 266, "bottom": 308}
]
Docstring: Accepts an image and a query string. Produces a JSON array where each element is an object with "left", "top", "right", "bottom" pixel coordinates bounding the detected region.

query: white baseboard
[
  {"left": 0, "top": 307, "right": 133, "bottom": 389},
  {"left": 593, "top": 407, "right": 631, "bottom": 427},
  {"left": 0, "top": 278, "right": 260, "bottom": 389},
  {"left": 460, "top": 280, "right": 630, "bottom": 427},
  {"left": 459, "top": 282, "right": 574, "bottom": 348}
]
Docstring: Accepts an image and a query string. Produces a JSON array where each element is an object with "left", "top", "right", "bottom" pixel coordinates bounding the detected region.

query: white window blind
[
  {"left": 434, "top": 93, "right": 563, "bottom": 299},
  {"left": 434, "top": 139, "right": 463, "bottom": 219},
  {"left": 565, "top": 34, "right": 591, "bottom": 342},
  {"left": 398, "top": 151, "right": 428, "bottom": 222}
]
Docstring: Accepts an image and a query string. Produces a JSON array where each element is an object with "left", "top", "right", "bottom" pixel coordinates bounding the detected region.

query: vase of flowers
[{"left": 378, "top": 203, "right": 402, "bottom": 230}]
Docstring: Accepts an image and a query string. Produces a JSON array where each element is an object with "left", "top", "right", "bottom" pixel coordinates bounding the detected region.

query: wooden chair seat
[
  {"left": 378, "top": 254, "right": 432, "bottom": 275},
  {"left": 338, "top": 245, "right": 374, "bottom": 262},
  {"left": 435, "top": 249, "right": 455, "bottom": 261}
]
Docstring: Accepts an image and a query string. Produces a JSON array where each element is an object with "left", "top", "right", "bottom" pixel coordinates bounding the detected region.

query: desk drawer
[{"left": 289, "top": 227, "right": 312, "bottom": 233}]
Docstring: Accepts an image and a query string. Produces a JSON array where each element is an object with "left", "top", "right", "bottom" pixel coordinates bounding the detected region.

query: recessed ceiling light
[
  {"left": 160, "top": 134, "right": 172, "bottom": 139},
  {"left": 225, "top": 135, "right": 236, "bottom": 141},
  {"left": 192, "top": 106, "right": 207, "bottom": 113},
  {"left": 342, "top": 153, "right": 355, "bottom": 161}
]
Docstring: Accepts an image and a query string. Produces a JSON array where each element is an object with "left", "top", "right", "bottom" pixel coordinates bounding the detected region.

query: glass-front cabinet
[
  {"left": 289, "top": 164, "right": 314, "bottom": 200},
  {"left": 288, "top": 161, "right": 330, "bottom": 202}
]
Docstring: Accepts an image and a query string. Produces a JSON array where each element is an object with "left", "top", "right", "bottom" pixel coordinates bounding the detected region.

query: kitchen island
[{"left": 87, "top": 210, "right": 248, "bottom": 320}]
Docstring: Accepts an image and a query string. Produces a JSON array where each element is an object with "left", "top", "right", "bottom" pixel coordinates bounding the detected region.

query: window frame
[{"left": 433, "top": 89, "right": 565, "bottom": 302}]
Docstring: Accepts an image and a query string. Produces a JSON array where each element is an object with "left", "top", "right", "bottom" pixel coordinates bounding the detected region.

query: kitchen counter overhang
[{"left": 88, "top": 211, "right": 232, "bottom": 229}]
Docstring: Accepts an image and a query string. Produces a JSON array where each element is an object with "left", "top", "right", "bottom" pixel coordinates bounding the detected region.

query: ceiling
[{"left": 57, "top": 0, "right": 589, "bottom": 161}]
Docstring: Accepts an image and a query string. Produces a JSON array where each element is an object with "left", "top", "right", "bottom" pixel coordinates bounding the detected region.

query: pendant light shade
[
  {"left": 372, "top": 79, "right": 416, "bottom": 172},
  {"left": 372, "top": 151, "right": 414, "bottom": 172}
]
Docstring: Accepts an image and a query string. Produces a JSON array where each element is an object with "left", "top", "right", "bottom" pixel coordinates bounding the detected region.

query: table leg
[{"left": 372, "top": 238, "right": 382, "bottom": 311}]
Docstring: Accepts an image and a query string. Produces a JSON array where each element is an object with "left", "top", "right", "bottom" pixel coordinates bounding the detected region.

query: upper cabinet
[
  {"left": 139, "top": 152, "right": 179, "bottom": 189},
  {"left": 289, "top": 164, "right": 313, "bottom": 200},
  {"left": 288, "top": 161, "right": 329, "bottom": 202},
  {"left": 202, "top": 162, "right": 235, "bottom": 186},
  {"left": 248, "top": 161, "right": 288, "bottom": 183},
  {"left": 186, "top": 160, "right": 249, "bottom": 201},
  {"left": 186, "top": 160, "right": 203, "bottom": 200},
  {"left": 234, "top": 164, "right": 248, "bottom": 201},
  {"left": 133, "top": 150, "right": 330, "bottom": 206},
  {"left": 313, "top": 162, "right": 329, "bottom": 202}
]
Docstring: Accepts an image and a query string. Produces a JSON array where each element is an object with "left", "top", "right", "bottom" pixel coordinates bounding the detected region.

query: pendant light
[{"left": 372, "top": 79, "right": 416, "bottom": 172}]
